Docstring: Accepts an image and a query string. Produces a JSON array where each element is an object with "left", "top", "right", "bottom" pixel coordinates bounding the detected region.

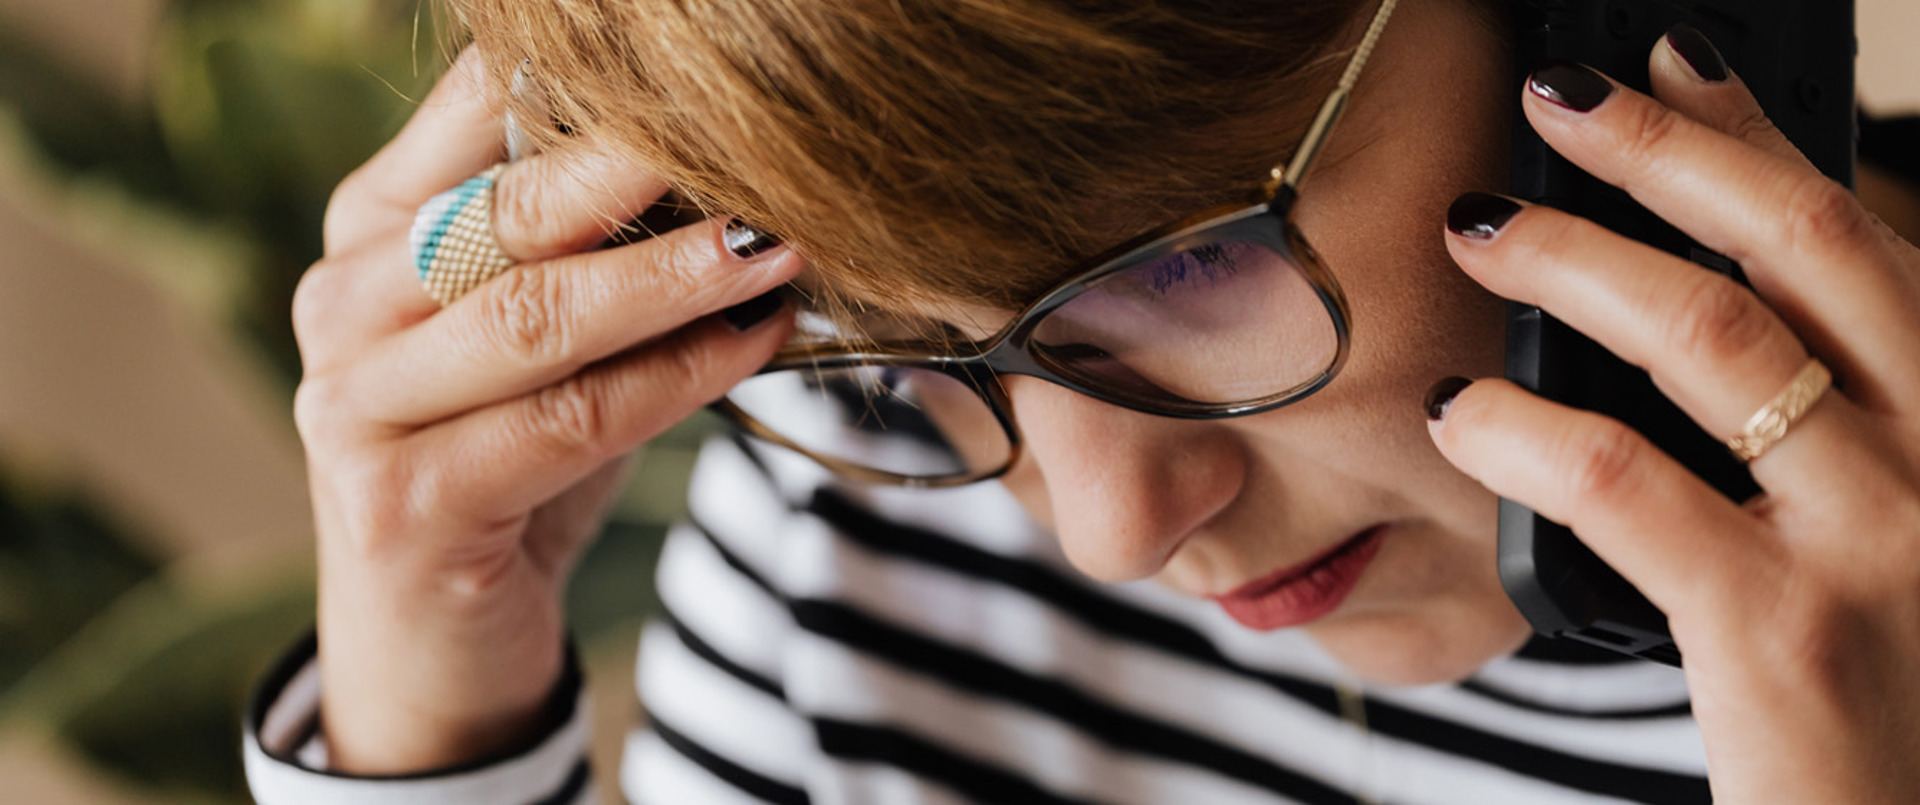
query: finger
[
  {"left": 490, "top": 144, "right": 672, "bottom": 262},
  {"left": 297, "top": 250, "right": 431, "bottom": 365},
  {"left": 1447, "top": 195, "right": 1877, "bottom": 505},
  {"left": 410, "top": 313, "right": 794, "bottom": 523},
  {"left": 348, "top": 219, "right": 799, "bottom": 426},
  {"left": 300, "top": 142, "right": 671, "bottom": 361},
  {"left": 1648, "top": 25, "right": 1809, "bottom": 169},
  {"left": 1522, "top": 62, "right": 1920, "bottom": 413},
  {"left": 1427, "top": 377, "right": 1779, "bottom": 619},
  {"left": 292, "top": 232, "right": 445, "bottom": 369},
  {"left": 324, "top": 48, "right": 507, "bottom": 252},
  {"left": 1446, "top": 196, "right": 1814, "bottom": 441}
]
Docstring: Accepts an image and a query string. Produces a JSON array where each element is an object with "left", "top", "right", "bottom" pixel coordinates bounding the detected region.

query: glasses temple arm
[{"left": 1262, "top": 0, "right": 1401, "bottom": 198}]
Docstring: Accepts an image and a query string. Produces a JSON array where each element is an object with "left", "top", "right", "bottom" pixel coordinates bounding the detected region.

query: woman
[{"left": 245, "top": 0, "right": 1920, "bottom": 802}]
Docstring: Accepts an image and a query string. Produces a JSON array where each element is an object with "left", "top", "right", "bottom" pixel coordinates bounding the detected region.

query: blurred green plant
[
  {"left": 0, "top": 473, "right": 159, "bottom": 697},
  {"left": 1, "top": 0, "right": 451, "bottom": 382},
  {"left": 0, "top": 1, "right": 702, "bottom": 800}
]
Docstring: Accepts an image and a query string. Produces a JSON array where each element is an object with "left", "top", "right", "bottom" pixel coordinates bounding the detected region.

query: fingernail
[
  {"left": 723, "top": 219, "right": 781, "bottom": 259},
  {"left": 722, "top": 289, "right": 784, "bottom": 332},
  {"left": 1666, "top": 24, "right": 1729, "bottom": 83},
  {"left": 1424, "top": 376, "right": 1473, "bottom": 421},
  {"left": 1447, "top": 193, "right": 1523, "bottom": 240},
  {"left": 1529, "top": 62, "right": 1614, "bottom": 113}
]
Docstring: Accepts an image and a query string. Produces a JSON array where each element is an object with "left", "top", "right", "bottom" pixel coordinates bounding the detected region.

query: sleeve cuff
[{"left": 243, "top": 631, "right": 595, "bottom": 805}]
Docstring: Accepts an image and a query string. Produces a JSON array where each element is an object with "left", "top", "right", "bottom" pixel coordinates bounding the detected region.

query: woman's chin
[{"left": 1304, "top": 603, "right": 1533, "bottom": 686}]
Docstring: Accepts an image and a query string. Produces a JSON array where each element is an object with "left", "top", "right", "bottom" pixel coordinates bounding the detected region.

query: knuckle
[
  {"left": 289, "top": 264, "right": 335, "bottom": 346},
  {"left": 1511, "top": 212, "right": 1582, "bottom": 271},
  {"left": 1615, "top": 100, "right": 1687, "bottom": 170},
  {"left": 1666, "top": 274, "right": 1776, "bottom": 368},
  {"left": 490, "top": 169, "right": 554, "bottom": 255},
  {"left": 526, "top": 376, "right": 614, "bottom": 458},
  {"left": 321, "top": 170, "right": 370, "bottom": 251},
  {"left": 657, "top": 330, "right": 723, "bottom": 394},
  {"left": 1726, "top": 105, "right": 1784, "bottom": 148},
  {"left": 292, "top": 377, "right": 347, "bottom": 444},
  {"left": 1556, "top": 418, "right": 1648, "bottom": 510},
  {"left": 639, "top": 232, "right": 725, "bottom": 312},
  {"left": 479, "top": 267, "right": 571, "bottom": 365},
  {"left": 1783, "top": 176, "right": 1872, "bottom": 256},
  {"left": 332, "top": 452, "right": 430, "bottom": 555},
  {"left": 487, "top": 169, "right": 568, "bottom": 257}
]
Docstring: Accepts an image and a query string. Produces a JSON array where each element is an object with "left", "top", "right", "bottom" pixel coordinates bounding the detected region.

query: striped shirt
[{"left": 246, "top": 433, "right": 1711, "bottom": 804}]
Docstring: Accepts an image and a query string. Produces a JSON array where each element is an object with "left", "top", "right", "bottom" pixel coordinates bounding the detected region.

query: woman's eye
[{"left": 1044, "top": 342, "right": 1116, "bottom": 362}]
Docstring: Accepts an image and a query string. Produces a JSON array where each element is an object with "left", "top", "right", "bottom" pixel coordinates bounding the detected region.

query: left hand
[{"left": 1429, "top": 34, "right": 1920, "bottom": 804}]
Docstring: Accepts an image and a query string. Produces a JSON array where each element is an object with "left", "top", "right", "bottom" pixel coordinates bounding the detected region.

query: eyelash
[{"left": 1145, "top": 243, "right": 1245, "bottom": 294}]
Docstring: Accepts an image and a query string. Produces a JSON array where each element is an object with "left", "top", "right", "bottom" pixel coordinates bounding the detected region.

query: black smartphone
[{"left": 1499, "top": 0, "right": 1856, "bottom": 666}]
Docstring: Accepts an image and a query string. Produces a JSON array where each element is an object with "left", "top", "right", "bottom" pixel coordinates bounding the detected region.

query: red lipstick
[{"left": 1213, "top": 525, "right": 1386, "bottom": 631}]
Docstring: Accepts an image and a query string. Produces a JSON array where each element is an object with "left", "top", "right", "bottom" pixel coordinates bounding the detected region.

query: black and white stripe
[
  {"left": 242, "top": 120, "right": 1920, "bottom": 805},
  {"left": 245, "top": 432, "right": 1709, "bottom": 804},
  {"left": 244, "top": 634, "right": 598, "bottom": 805},
  {"left": 625, "top": 436, "right": 1710, "bottom": 804}
]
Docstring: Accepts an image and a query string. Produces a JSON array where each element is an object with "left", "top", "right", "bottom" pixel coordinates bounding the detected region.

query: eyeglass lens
[
  {"left": 1031, "top": 238, "right": 1339, "bottom": 406},
  {"left": 726, "top": 365, "right": 1014, "bottom": 480},
  {"left": 724, "top": 234, "right": 1338, "bottom": 481}
]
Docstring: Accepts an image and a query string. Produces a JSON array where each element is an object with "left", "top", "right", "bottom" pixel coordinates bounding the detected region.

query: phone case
[{"left": 1500, "top": 0, "right": 1856, "bottom": 666}]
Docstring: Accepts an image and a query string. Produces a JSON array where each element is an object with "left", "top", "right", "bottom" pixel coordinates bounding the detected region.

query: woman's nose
[{"left": 1005, "top": 378, "right": 1246, "bottom": 582}]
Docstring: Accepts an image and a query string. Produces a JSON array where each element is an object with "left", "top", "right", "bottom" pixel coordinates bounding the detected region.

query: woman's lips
[{"left": 1212, "top": 524, "right": 1387, "bottom": 631}]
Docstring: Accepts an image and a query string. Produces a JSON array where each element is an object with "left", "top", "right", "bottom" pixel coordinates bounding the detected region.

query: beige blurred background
[
  {"left": 0, "top": 1, "right": 1914, "bottom": 803},
  {"left": 0, "top": 3, "right": 702, "bottom": 802}
]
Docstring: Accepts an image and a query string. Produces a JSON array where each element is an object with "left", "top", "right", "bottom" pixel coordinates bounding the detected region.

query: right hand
[{"left": 291, "top": 50, "right": 800, "bottom": 774}]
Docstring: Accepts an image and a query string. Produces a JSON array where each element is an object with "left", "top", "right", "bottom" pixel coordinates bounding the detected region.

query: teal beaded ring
[{"left": 409, "top": 163, "right": 513, "bottom": 306}]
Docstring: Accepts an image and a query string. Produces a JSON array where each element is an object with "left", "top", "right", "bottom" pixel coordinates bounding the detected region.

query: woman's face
[{"left": 987, "top": 0, "right": 1530, "bottom": 685}]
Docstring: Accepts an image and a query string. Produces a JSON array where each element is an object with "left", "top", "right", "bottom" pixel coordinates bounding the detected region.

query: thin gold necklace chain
[
  {"left": 1335, "top": 674, "right": 1379, "bottom": 805},
  {"left": 1303, "top": 5, "right": 1391, "bottom": 802}
]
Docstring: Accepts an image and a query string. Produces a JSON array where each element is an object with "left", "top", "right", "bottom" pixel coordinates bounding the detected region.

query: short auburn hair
[{"left": 447, "top": 0, "right": 1366, "bottom": 322}]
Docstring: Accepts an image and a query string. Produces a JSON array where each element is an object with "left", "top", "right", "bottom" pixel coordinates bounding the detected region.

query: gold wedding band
[{"left": 1725, "top": 358, "right": 1833, "bottom": 462}]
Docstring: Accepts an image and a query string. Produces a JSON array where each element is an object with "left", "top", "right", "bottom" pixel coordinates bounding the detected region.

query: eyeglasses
[{"left": 714, "top": 0, "right": 1400, "bottom": 487}]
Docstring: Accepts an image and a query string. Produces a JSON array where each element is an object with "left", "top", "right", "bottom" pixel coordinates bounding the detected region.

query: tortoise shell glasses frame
[{"left": 713, "top": 0, "right": 1401, "bottom": 487}]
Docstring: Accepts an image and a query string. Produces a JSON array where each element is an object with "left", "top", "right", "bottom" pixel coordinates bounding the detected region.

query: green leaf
[{"left": 0, "top": 479, "right": 159, "bottom": 694}]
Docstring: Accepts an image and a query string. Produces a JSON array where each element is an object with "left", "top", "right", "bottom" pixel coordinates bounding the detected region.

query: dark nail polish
[
  {"left": 1529, "top": 62, "right": 1614, "bottom": 113},
  {"left": 1666, "top": 24, "right": 1729, "bottom": 83},
  {"left": 723, "top": 219, "right": 781, "bottom": 258},
  {"left": 1424, "top": 376, "right": 1473, "bottom": 421},
  {"left": 722, "top": 289, "right": 784, "bottom": 331},
  {"left": 1447, "top": 193, "right": 1523, "bottom": 240}
]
